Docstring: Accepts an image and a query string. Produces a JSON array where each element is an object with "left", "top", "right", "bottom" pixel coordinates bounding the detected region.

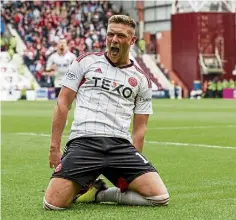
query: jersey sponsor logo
[
  {"left": 128, "top": 77, "right": 137, "bottom": 87},
  {"left": 56, "top": 63, "right": 69, "bottom": 68},
  {"left": 92, "top": 77, "right": 133, "bottom": 99},
  {"left": 66, "top": 71, "right": 76, "bottom": 80},
  {"left": 138, "top": 97, "right": 152, "bottom": 102}
]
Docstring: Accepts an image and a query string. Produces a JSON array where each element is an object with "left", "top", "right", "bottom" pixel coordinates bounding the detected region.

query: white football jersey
[
  {"left": 46, "top": 51, "right": 76, "bottom": 87},
  {"left": 61, "top": 52, "right": 153, "bottom": 142}
]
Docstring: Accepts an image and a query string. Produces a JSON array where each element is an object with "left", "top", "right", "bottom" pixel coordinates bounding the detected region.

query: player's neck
[
  {"left": 58, "top": 50, "right": 66, "bottom": 56},
  {"left": 107, "top": 53, "right": 130, "bottom": 67}
]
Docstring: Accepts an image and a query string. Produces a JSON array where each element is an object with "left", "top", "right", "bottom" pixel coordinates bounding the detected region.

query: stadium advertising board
[
  {"left": 35, "top": 88, "right": 48, "bottom": 100},
  {"left": 35, "top": 88, "right": 56, "bottom": 100},
  {"left": 223, "top": 88, "right": 236, "bottom": 99},
  {"left": 152, "top": 90, "right": 169, "bottom": 98}
]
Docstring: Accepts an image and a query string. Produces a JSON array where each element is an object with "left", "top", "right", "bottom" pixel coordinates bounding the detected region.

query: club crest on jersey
[
  {"left": 128, "top": 77, "right": 137, "bottom": 87},
  {"left": 66, "top": 71, "right": 76, "bottom": 80},
  {"left": 92, "top": 77, "right": 133, "bottom": 99}
]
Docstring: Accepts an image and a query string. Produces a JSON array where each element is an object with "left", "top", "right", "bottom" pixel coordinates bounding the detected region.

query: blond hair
[{"left": 108, "top": 15, "right": 136, "bottom": 31}]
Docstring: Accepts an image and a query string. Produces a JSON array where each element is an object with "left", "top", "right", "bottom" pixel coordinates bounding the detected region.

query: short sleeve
[
  {"left": 70, "top": 53, "right": 77, "bottom": 64},
  {"left": 60, "top": 59, "right": 85, "bottom": 92},
  {"left": 134, "top": 78, "right": 153, "bottom": 114},
  {"left": 46, "top": 54, "right": 54, "bottom": 71}
]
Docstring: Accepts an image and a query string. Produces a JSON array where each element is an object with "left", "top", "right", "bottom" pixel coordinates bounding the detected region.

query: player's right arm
[
  {"left": 49, "top": 87, "right": 76, "bottom": 168},
  {"left": 49, "top": 55, "right": 90, "bottom": 168},
  {"left": 45, "top": 54, "right": 56, "bottom": 76}
]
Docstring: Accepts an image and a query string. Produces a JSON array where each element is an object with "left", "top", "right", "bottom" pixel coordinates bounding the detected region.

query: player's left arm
[
  {"left": 133, "top": 75, "right": 153, "bottom": 152},
  {"left": 132, "top": 114, "right": 149, "bottom": 153}
]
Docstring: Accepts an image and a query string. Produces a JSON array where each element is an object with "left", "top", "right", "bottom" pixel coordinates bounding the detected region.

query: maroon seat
[{"left": 135, "top": 57, "right": 164, "bottom": 90}]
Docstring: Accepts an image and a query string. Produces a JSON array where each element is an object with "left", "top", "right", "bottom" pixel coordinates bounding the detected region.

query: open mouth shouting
[{"left": 110, "top": 46, "right": 120, "bottom": 57}]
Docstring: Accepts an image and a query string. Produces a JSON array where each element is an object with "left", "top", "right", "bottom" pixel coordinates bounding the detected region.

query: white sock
[{"left": 96, "top": 187, "right": 151, "bottom": 206}]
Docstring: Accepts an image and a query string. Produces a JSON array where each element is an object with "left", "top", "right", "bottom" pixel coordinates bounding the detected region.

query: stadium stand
[
  {"left": 0, "top": 13, "right": 38, "bottom": 101},
  {"left": 135, "top": 56, "right": 163, "bottom": 90},
  {"left": 3, "top": 1, "right": 234, "bottom": 100},
  {"left": 1, "top": 1, "right": 121, "bottom": 88},
  {"left": 2, "top": 1, "right": 174, "bottom": 100}
]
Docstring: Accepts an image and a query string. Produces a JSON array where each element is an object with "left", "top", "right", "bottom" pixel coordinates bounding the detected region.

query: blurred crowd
[
  {"left": 190, "top": 78, "right": 236, "bottom": 99},
  {"left": 0, "top": 34, "right": 17, "bottom": 56},
  {"left": 203, "top": 78, "right": 236, "bottom": 98},
  {"left": 0, "top": 16, "right": 17, "bottom": 57},
  {"left": 1, "top": 1, "right": 122, "bottom": 87}
]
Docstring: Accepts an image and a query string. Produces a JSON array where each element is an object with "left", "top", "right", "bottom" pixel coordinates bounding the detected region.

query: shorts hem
[
  {"left": 126, "top": 169, "right": 157, "bottom": 184},
  {"left": 51, "top": 175, "right": 88, "bottom": 189}
]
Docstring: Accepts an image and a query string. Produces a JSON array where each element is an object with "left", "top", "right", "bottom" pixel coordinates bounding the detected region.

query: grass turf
[{"left": 2, "top": 99, "right": 236, "bottom": 220}]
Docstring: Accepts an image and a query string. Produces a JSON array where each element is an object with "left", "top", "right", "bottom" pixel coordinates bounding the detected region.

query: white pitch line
[
  {"left": 145, "top": 141, "right": 236, "bottom": 150},
  {"left": 16, "top": 132, "right": 51, "bottom": 137},
  {"left": 13, "top": 132, "right": 236, "bottom": 150},
  {"left": 15, "top": 132, "right": 68, "bottom": 138},
  {"left": 148, "top": 125, "right": 236, "bottom": 130}
]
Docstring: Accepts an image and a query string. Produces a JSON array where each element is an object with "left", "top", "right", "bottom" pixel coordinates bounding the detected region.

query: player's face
[
  {"left": 58, "top": 39, "right": 67, "bottom": 51},
  {"left": 106, "top": 23, "right": 136, "bottom": 65}
]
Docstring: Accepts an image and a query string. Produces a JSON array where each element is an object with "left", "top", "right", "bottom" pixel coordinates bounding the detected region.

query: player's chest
[
  {"left": 54, "top": 56, "right": 71, "bottom": 68},
  {"left": 83, "top": 65, "right": 140, "bottom": 99}
]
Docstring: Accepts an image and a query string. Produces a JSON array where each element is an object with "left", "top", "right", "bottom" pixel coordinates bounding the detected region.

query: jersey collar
[{"left": 104, "top": 52, "right": 134, "bottom": 69}]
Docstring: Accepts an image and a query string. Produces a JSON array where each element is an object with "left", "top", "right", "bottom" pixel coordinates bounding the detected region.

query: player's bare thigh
[
  {"left": 128, "top": 172, "right": 168, "bottom": 197},
  {"left": 44, "top": 177, "right": 80, "bottom": 208}
]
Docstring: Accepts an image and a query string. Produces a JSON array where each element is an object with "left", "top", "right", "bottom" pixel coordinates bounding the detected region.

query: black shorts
[
  {"left": 55, "top": 87, "right": 61, "bottom": 98},
  {"left": 52, "top": 137, "right": 157, "bottom": 191}
]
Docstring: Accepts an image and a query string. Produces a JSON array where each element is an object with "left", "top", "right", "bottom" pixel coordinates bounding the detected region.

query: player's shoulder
[
  {"left": 48, "top": 51, "right": 57, "bottom": 59},
  {"left": 76, "top": 52, "right": 104, "bottom": 63},
  {"left": 67, "top": 51, "right": 77, "bottom": 58},
  {"left": 132, "top": 63, "right": 152, "bottom": 88}
]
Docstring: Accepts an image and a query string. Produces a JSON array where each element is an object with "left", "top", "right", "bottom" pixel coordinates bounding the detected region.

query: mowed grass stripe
[
  {"left": 4, "top": 132, "right": 236, "bottom": 150},
  {"left": 2, "top": 100, "right": 236, "bottom": 220}
]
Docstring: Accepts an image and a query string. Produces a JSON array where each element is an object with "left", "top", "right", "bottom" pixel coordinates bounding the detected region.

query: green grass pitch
[{"left": 2, "top": 99, "right": 236, "bottom": 220}]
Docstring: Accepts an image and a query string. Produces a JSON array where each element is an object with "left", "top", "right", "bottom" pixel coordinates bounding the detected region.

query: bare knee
[
  {"left": 129, "top": 172, "right": 169, "bottom": 205},
  {"left": 43, "top": 178, "right": 80, "bottom": 210},
  {"left": 129, "top": 172, "right": 168, "bottom": 196},
  {"left": 43, "top": 197, "right": 68, "bottom": 210},
  {"left": 146, "top": 192, "right": 169, "bottom": 206}
]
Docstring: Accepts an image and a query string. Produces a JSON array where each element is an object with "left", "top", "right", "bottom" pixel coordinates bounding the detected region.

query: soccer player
[
  {"left": 43, "top": 15, "right": 169, "bottom": 210},
  {"left": 45, "top": 37, "right": 76, "bottom": 98}
]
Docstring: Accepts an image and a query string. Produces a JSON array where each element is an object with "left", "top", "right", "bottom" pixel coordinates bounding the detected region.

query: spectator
[
  {"left": 222, "top": 79, "right": 229, "bottom": 89},
  {"left": 0, "top": 33, "right": 8, "bottom": 51},
  {"left": 0, "top": 16, "right": 5, "bottom": 34},
  {"left": 202, "top": 80, "right": 209, "bottom": 98},
  {"left": 138, "top": 38, "right": 146, "bottom": 55},
  {"left": 8, "top": 35, "right": 17, "bottom": 58},
  {"left": 2, "top": 1, "right": 125, "bottom": 87},
  {"left": 216, "top": 80, "right": 223, "bottom": 98},
  {"left": 229, "top": 79, "right": 235, "bottom": 89},
  {"left": 207, "top": 80, "right": 217, "bottom": 98}
]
